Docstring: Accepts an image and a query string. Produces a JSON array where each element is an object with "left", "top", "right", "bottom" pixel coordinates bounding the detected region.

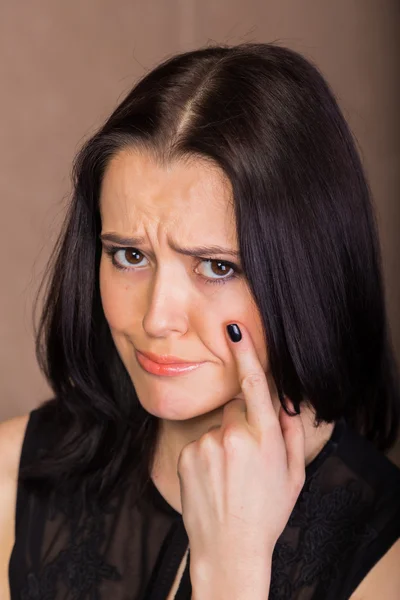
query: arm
[
  {"left": 178, "top": 323, "right": 305, "bottom": 600},
  {"left": 191, "top": 540, "right": 400, "bottom": 600},
  {"left": 0, "top": 415, "right": 29, "bottom": 600},
  {"left": 350, "top": 538, "right": 400, "bottom": 600},
  {"left": 191, "top": 553, "right": 272, "bottom": 600}
]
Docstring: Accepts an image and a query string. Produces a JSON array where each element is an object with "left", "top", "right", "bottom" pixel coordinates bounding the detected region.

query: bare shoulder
[
  {"left": 0, "top": 414, "right": 30, "bottom": 479},
  {"left": 350, "top": 538, "right": 400, "bottom": 599},
  {"left": 0, "top": 414, "right": 30, "bottom": 598}
]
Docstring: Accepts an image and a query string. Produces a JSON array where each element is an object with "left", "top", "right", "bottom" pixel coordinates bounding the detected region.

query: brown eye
[
  {"left": 197, "top": 259, "right": 235, "bottom": 281},
  {"left": 210, "top": 260, "right": 231, "bottom": 276},
  {"left": 124, "top": 249, "right": 143, "bottom": 264},
  {"left": 110, "top": 248, "right": 148, "bottom": 270}
]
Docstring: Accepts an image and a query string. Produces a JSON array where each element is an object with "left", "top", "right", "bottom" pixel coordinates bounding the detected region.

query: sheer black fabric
[{"left": 9, "top": 404, "right": 400, "bottom": 599}]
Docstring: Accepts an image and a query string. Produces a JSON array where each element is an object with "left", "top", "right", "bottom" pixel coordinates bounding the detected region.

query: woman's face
[{"left": 99, "top": 148, "right": 272, "bottom": 421}]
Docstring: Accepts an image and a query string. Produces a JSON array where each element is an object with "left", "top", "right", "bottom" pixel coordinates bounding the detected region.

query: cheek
[
  {"left": 99, "top": 260, "right": 267, "bottom": 370},
  {"left": 99, "top": 259, "right": 134, "bottom": 332},
  {"left": 209, "top": 287, "right": 268, "bottom": 371},
  {"left": 235, "top": 296, "right": 268, "bottom": 373}
]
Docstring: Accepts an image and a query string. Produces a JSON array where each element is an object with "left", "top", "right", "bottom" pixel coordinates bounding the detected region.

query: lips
[
  {"left": 135, "top": 349, "right": 206, "bottom": 377},
  {"left": 136, "top": 349, "right": 202, "bottom": 365}
]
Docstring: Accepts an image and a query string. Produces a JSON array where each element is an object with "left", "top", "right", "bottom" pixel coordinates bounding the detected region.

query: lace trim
[
  {"left": 269, "top": 475, "right": 378, "bottom": 599},
  {"left": 21, "top": 466, "right": 378, "bottom": 599},
  {"left": 21, "top": 491, "right": 121, "bottom": 600}
]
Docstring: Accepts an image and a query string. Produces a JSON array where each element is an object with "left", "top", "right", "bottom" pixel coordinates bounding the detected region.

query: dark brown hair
[{"left": 28, "top": 42, "right": 399, "bottom": 501}]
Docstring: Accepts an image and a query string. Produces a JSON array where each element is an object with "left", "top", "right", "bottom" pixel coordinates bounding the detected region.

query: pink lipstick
[{"left": 135, "top": 350, "right": 205, "bottom": 376}]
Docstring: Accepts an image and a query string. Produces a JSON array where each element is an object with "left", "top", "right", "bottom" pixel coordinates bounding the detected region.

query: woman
[{"left": 1, "top": 42, "right": 400, "bottom": 599}]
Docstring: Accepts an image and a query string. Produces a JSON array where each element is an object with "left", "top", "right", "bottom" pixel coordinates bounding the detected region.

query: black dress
[{"left": 9, "top": 403, "right": 400, "bottom": 600}]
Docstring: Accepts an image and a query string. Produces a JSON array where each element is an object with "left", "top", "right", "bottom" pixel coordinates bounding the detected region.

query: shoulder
[
  {"left": 335, "top": 422, "right": 400, "bottom": 598},
  {"left": 0, "top": 414, "right": 30, "bottom": 597},
  {"left": 350, "top": 538, "right": 400, "bottom": 599},
  {"left": 0, "top": 414, "right": 30, "bottom": 480}
]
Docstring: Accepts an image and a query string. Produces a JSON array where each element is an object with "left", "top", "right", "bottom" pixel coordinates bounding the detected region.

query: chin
[
  {"left": 131, "top": 381, "right": 223, "bottom": 422},
  {"left": 141, "top": 398, "right": 218, "bottom": 422},
  {"left": 125, "top": 358, "right": 238, "bottom": 421}
]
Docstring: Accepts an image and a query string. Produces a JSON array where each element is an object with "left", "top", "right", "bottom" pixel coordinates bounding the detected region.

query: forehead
[{"left": 99, "top": 149, "right": 236, "bottom": 243}]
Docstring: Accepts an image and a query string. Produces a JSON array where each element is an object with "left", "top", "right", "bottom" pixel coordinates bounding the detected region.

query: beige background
[{"left": 0, "top": 1, "right": 399, "bottom": 460}]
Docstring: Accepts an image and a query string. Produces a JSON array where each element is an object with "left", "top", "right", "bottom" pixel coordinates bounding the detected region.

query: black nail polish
[{"left": 227, "top": 324, "right": 242, "bottom": 342}]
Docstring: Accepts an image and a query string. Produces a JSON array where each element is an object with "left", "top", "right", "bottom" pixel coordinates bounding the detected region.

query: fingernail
[{"left": 227, "top": 324, "right": 242, "bottom": 342}]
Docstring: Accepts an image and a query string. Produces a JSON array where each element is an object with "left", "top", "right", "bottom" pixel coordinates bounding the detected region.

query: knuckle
[
  {"left": 241, "top": 371, "right": 265, "bottom": 392},
  {"left": 198, "top": 430, "right": 218, "bottom": 454},
  {"left": 222, "top": 426, "right": 247, "bottom": 452}
]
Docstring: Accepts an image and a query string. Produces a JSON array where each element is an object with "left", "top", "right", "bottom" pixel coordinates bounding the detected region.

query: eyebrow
[{"left": 100, "top": 233, "right": 240, "bottom": 259}]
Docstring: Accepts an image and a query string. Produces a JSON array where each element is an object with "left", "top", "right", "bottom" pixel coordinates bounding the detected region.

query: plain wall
[{"left": 0, "top": 0, "right": 399, "bottom": 460}]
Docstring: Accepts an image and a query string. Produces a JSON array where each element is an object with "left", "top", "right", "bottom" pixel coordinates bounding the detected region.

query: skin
[
  {"left": 98, "top": 148, "right": 400, "bottom": 597},
  {"left": 0, "top": 147, "right": 398, "bottom": 597},
  {"left": 98, "top": 149, "right": 335, "bottom": 515},
  {"left": 176, "top": 322, "right": 307, "bottom": 598}
]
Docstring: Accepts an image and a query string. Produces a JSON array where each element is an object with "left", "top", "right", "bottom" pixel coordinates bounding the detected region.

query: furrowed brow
[{"left": 100, "top": 233, "right": 240, "bottom": 259}]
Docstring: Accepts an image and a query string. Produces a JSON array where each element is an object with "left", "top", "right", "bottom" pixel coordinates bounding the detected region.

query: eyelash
[{"left": 103, "top": 245, "right": 241, "bottom": 286}]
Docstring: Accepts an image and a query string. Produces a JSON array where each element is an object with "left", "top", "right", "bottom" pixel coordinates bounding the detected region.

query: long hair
[{"left": 27, "top": 42, "right": 399, "bottom": 501}]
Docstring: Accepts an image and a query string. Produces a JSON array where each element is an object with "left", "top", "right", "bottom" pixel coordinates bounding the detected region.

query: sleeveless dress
[{"left": 8, "top": 403, "right": 400, "bottom": 600}]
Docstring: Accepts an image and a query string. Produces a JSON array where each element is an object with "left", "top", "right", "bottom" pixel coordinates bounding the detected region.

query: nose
[{"left": 142, "top": 266, "right": 190, "bottom": 338}]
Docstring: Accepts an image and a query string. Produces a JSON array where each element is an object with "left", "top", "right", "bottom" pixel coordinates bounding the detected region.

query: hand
[{"left": 177, "top": 322, "right": 306, "bottom": 592}]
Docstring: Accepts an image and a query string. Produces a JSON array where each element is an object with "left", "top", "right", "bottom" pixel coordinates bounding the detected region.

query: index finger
[{"left": 226, "top": 322, "right": 278, "bottom": 431}]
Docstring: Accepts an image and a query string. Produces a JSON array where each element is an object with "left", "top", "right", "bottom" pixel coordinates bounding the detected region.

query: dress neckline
[{"left": 147, "top": 417, "right": 347, "bottom": 518}]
